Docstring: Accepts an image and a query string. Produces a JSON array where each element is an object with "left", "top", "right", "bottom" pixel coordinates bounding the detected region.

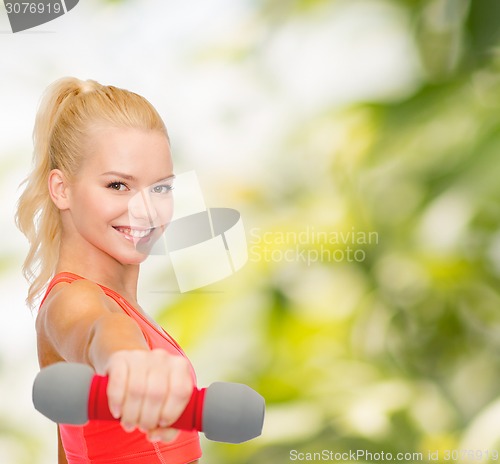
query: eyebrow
[{"left": 100, "top": 171, "right": 175, "bottom": 183}]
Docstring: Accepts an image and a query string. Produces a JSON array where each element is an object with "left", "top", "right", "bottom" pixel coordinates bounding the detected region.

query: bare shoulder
[
  {"left": 36, "top": 279, "right": 122, "bottom": 365},
  {"left": 38, "top": 279, "right": 119, "bottom": 327}
]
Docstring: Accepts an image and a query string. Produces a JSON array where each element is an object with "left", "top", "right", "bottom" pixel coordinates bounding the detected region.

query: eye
[
  {"left": 107, "top": 181, "right": 129, "bottom": 191},
  {"left": 151, "top": 184, "right": 174, "bottom": 194}
]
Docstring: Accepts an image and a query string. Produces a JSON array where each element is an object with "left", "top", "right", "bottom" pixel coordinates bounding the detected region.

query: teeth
[{"left": 115, "top": 227, "right": 152, "bottom": 238}]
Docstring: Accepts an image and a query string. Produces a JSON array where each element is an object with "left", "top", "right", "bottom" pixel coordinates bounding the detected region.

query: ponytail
[{"left": 15, "top": 77, "right": 167, "bottom": 311}]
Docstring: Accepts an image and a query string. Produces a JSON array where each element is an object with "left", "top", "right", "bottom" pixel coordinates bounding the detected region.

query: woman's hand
[{"left": 105, "top": 349, "right": 194, "bottom": 442}]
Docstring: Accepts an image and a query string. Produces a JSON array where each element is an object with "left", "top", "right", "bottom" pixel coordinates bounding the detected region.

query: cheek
[
  {"left": 156, "top": 196, "right": 174, "bottom": 224},
  {"left": 78, "top": 190, "right": 128, "bottom": 224}
]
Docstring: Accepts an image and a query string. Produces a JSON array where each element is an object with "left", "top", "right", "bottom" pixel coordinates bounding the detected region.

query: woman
[{"left": 15, "top": 77, "right": 202, "bottom": 463}]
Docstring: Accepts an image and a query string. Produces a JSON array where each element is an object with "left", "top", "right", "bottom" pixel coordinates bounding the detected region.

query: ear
[{"left": 48, "top": 169, "right": 71, "bottom": 210}]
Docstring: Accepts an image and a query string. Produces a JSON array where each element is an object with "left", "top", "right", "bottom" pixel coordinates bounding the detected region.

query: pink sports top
[{"left": 38, "top": 272, "right": 202, "bottom": 464}]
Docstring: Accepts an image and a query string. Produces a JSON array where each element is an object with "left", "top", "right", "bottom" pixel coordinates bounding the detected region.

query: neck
[{"left": 55, "top": 233, "right": 140, "bottom": 303}]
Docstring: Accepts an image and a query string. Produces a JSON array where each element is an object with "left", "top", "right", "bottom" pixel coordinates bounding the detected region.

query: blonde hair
[{"left": 15, "top": 77, "right": 168, "bottom": 311}]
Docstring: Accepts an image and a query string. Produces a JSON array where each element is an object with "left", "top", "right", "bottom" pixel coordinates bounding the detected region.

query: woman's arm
[{"left": 37, "top": 279, "right": 193, "bottom": 442}]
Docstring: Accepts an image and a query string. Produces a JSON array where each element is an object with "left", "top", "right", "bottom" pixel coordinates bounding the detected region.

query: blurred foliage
[
  {"left": 156, "top": 0, "right": 500, "bottom": 463},
  {"left": 7, "top": 0, "right": 500, "bottom": 463}
]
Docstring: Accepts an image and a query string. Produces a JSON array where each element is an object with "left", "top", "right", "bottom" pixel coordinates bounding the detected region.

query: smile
[{"left": 112, "top": 226, "right": 154, "bottom": 239}]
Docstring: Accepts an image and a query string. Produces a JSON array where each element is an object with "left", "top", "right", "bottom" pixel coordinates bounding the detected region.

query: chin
[
  {"left": 112, "top": 249, "right": 151, "bottom": 266},
  {"left": 110, "top": 234, "right": 161, "bottom": 265},
  {"left": 135, "top": 231, "right": 164, "bottom": 256}
]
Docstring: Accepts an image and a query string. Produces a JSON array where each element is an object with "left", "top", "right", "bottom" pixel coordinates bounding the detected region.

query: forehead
[{"left": 83, "top": 125, "right": 172, "bottom": 173}]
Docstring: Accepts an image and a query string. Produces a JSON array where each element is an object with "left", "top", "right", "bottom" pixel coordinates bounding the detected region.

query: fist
[{"left": 105, "top": 349, "right": 194, "bottom": 442}]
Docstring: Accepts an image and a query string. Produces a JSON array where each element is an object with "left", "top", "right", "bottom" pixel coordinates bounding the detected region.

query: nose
[{"left": 128, "top": 189, "right": 159, "bottom": 225}]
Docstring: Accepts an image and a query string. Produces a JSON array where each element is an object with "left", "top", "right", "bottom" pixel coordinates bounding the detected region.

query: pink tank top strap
[{"left": 39, "top": 272, "right": 84, "bottom": 309}]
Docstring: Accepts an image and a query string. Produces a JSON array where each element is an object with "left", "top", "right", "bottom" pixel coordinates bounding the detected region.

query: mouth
[{"left": 112, "top": 226, "right": 156, "bottom": 240}]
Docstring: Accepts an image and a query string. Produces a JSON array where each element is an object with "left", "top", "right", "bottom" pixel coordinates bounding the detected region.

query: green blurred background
[{"left": 3, "top": 0, "right": 500, "bottom": 462}]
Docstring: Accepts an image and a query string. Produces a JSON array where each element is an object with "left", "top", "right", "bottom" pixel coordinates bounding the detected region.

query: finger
[
  {"left": 158, "top": 356, "right": 193, "bottom": 427},
  {"left": 137, "top": 364, "right": 169, "bottom": 432},
  {"left": 106, "top": 355, "right": 129, "bottom": 419},
  {"left": 120, "top": 361, "right": 148, "bottom": 431},
  {"left": 147, "top": 427, "right": 180, "bottom": 443}
]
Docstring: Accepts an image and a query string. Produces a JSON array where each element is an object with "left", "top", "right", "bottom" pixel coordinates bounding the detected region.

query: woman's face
[{"left": 66, "top": 125, "right": 174, "bottom": 265}]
